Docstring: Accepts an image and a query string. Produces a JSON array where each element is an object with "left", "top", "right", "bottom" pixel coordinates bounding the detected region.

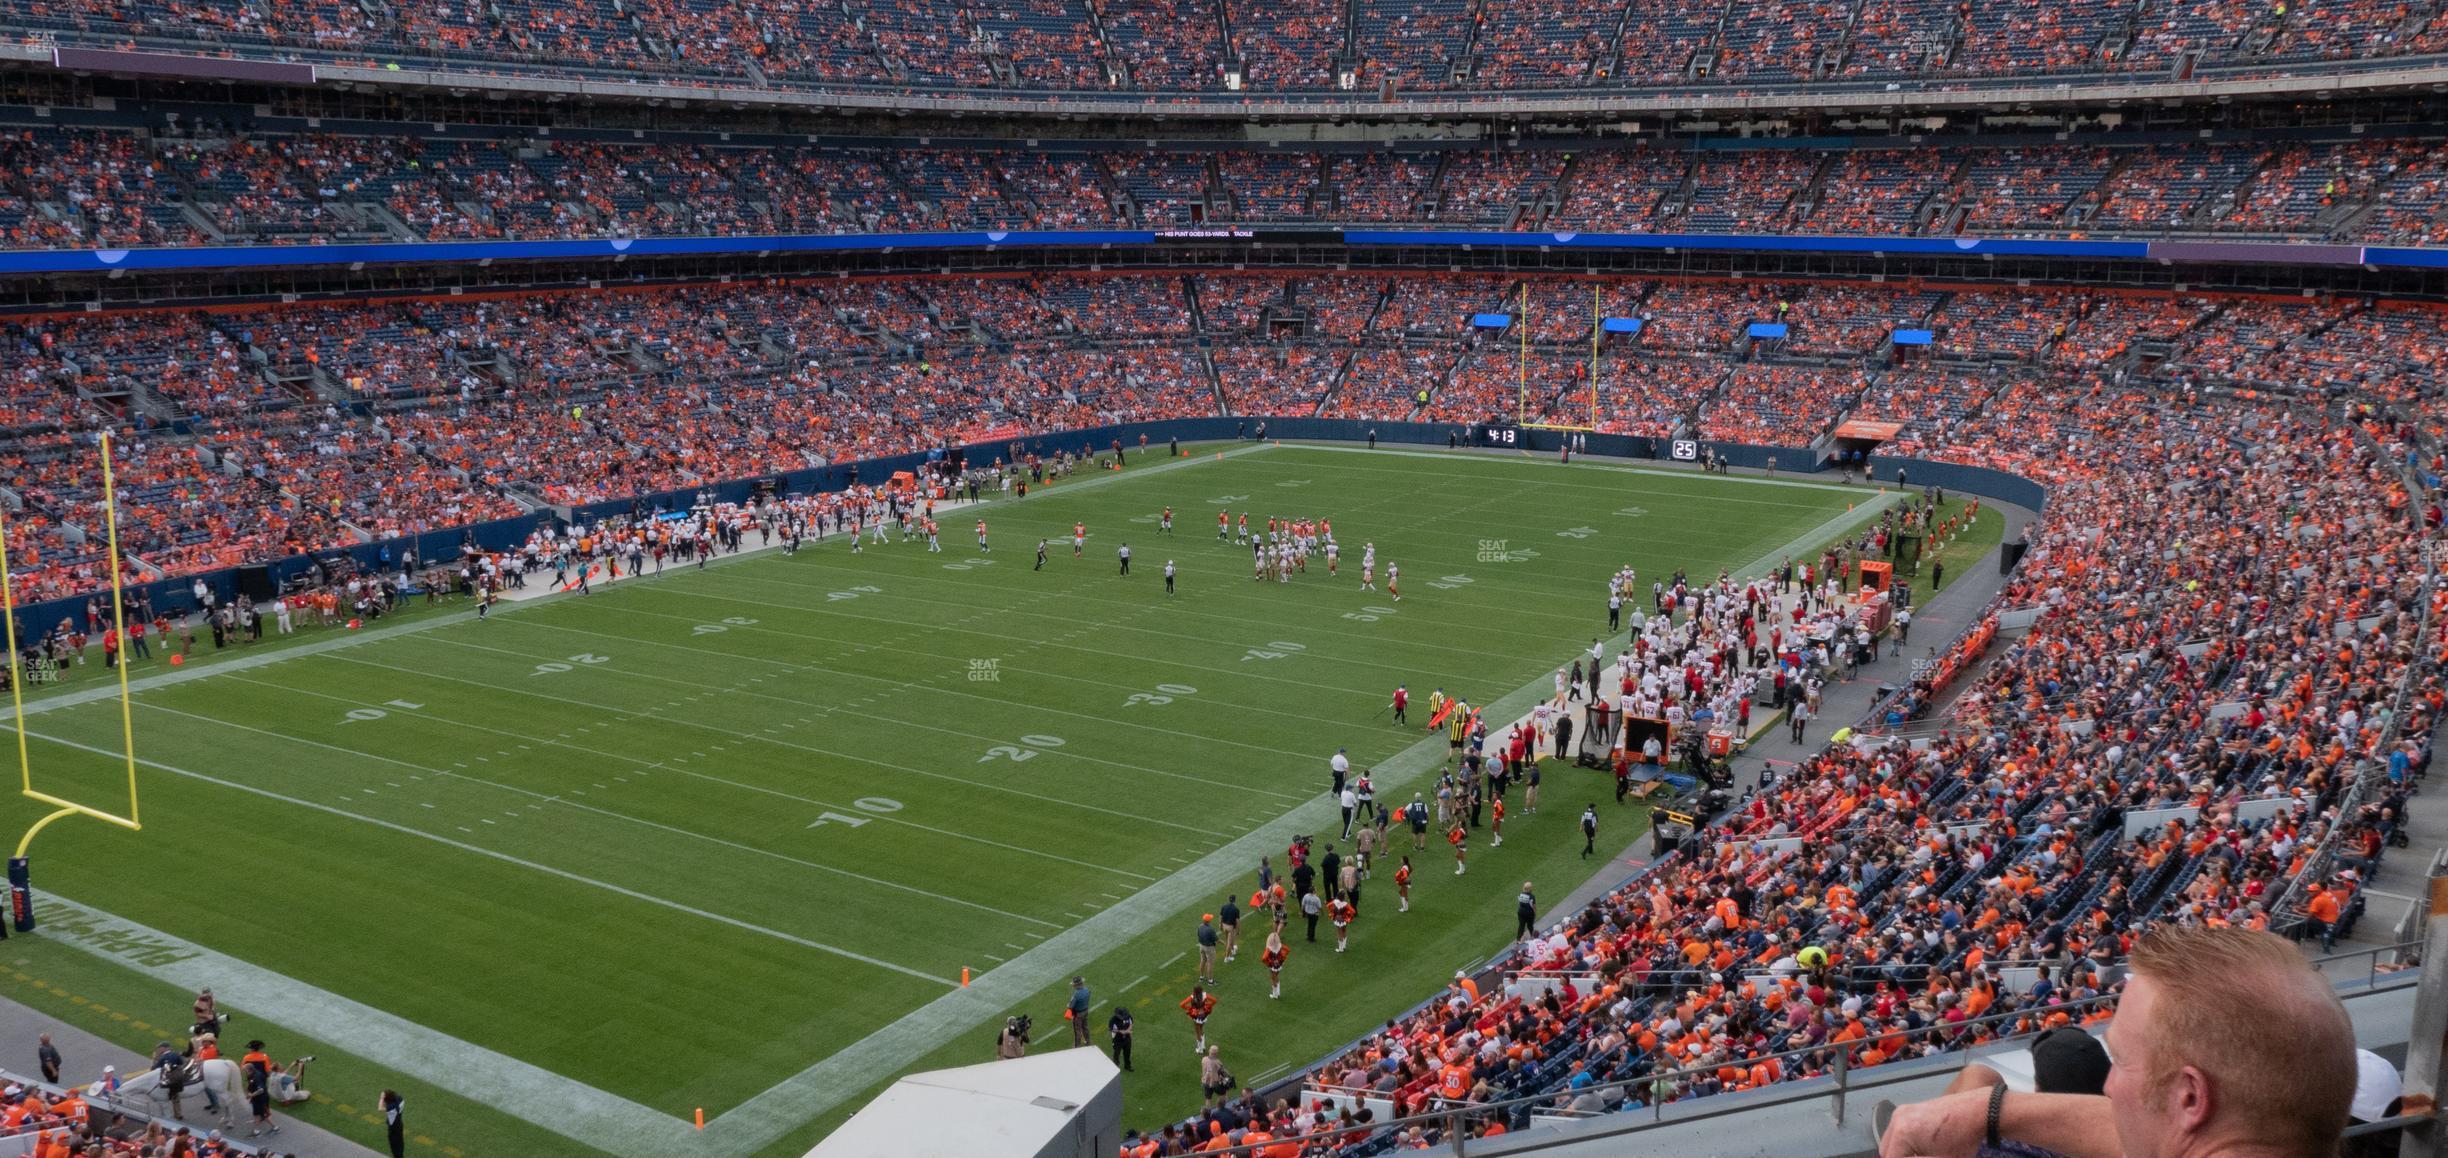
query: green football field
[{"left": 0, "top": 443, "right": 1944, "bottom": 1156}]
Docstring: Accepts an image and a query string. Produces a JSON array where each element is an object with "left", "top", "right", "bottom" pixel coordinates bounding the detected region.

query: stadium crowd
[
  {"left": 14, "top": 129, "right": 2448, "bottom": 247},
  {"left": 9, "top": 0, "right": 2448, "bottom": 91}
]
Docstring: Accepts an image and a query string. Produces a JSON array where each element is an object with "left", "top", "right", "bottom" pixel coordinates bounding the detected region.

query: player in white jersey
[
  {"left": 1326, "top": 540, "right": 1340, "bottom": 576},
  {"left": 1387, "top": 563, "right": 1400, "bottom": 601}
]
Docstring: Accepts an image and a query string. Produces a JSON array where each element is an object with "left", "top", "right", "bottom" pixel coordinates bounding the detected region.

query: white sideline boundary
[
  {"left": 31, "top": 896, "right": 700, "bottom": 1156},
  {"left": 693, "top": 486, "right": 1908, "bottom": 1156},
  {"left": 1286, "top": 442, "right": 1874, "bottom": 494}
]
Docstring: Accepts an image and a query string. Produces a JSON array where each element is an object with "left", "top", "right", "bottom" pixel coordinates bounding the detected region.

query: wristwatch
[{"left": 1986, "top": 1082, "right": 2008, "bottom": 1149}]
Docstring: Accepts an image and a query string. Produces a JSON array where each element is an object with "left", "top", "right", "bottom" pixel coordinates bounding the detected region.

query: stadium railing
[
  {"left": 1158, "top": 945, "right": 2419, "bottom": 1158},
  {"left": 0, "top": 1065, "right": 280, "bottom": 1157}
]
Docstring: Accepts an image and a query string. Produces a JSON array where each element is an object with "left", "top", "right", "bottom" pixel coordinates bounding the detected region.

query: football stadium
[{"left": 0, "top": 4, "right": 2436, "bottom": 1157}]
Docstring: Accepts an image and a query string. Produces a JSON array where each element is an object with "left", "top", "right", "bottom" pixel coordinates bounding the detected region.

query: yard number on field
[
  {"left": 1557, "top": 526, "right": 1598, "bottom": 539},
  {"left": 338, "top": 699, "right": 425, "bottom": 724},
  {"left": 1242, "top": 640, "right": 1306, "bottom": 662},
  {"left": 1123, "top": 684, "right": 1198, "bottom": 707},
  {"left": 944, "top": 559, "right": 998, "bottom": 571},
  {"left": 979, "top": 735, "right": 1067, "bottom": 763},
  {"left": 1427, "top": 574, "right": 1473, "bottom": 591},
  {"left": 532, "top": 653, "right": 611, "bottom": 676},
  {"left": 806, "top": 796, "right": 906, "bottom": 829},
  {"left": 693, "top": 616, "right": 762, "bottom": 634},
  {"left": 826, "top": 586, "right": 885, "bottom": 601},
  {"left": 1342, "top": 606, "right": 1398, "bottom": 623}
]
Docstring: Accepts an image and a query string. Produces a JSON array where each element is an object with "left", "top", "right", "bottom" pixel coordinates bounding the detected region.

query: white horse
[{"left": 87, "top": 1059, "right": 247, "bottom": 1128}]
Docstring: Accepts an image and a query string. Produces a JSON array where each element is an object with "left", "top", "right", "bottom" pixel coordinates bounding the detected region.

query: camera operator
[{"left": 995, "top": 1014, "right": 1032, "bottom": 1060}]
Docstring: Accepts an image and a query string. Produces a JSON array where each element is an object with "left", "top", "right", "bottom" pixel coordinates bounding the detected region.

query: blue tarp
[
  {"left": 1601, "top": 317, "right": 1643, "bottom": 334},
  {"left": 1472, "top": 313, "right": 1514, "bottom": 329},
  {"left": 1747, "top": 322, "right": 1789, "bottom": 339},
  {"left": 1892, "top": 328, "right": 1935, "bottom": 346}
]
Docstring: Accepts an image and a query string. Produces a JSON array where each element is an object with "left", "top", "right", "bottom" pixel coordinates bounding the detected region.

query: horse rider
[
  {"left": 150, "top": 1041, "right": 192, "bottom": 1117},
  {"left": 151, "top": 1039, "right": 221, "bottom": 1117}
]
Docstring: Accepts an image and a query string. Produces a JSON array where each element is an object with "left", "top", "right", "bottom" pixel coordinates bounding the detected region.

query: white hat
[{"left": 2352, "top": 1049, "right": 2403, "bottom": 1122}]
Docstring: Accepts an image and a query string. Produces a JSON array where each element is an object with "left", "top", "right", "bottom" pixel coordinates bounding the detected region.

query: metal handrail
[{"left": 1142, "top": 941, "right": 2420, "bottom": 1158}]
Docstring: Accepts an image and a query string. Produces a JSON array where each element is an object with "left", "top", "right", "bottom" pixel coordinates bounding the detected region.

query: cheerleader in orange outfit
[
  {"left": 1261, "top": 922, "right": 1289, "bottom": 999},
  {"left": 1396, "top": 855, "right": 1413, "bottom": 912}
]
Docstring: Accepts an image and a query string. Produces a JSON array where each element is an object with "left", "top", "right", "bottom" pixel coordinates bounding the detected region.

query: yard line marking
[
  {"left": 316, "top": 654, "right": 1216, "bottom": 835},
  {"left": 420, "top": 803, "right": 436, "bottom": 809},
  {"left": 1117, "top": 975, "right": 1148, "bottom": 994},
  {"left": 418, "top": 635, "right": 1303, "bottom": 804},
  {"left": 1159, "top": 951, "right": 1187, "bottom": 970},
  {"left": 20, "top": 730, "right": 955, "bottom": 991},
  {"left": 479, "top": 818, "right": 497, "bottom": 825},
  {"left": 516, "top": 609, "right": 1341, "bottom": 763},
  {"left": 136, "top": 698, "right": 1061, "bottom": 930}
]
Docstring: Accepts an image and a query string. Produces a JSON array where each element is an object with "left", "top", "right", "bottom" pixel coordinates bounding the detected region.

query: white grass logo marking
[
  {"left": 968, "top": 658, "right": 1002, "bottom": 683},
  {"left": 1478, "top": 539, "right": 1538, "bottom": 563}
]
